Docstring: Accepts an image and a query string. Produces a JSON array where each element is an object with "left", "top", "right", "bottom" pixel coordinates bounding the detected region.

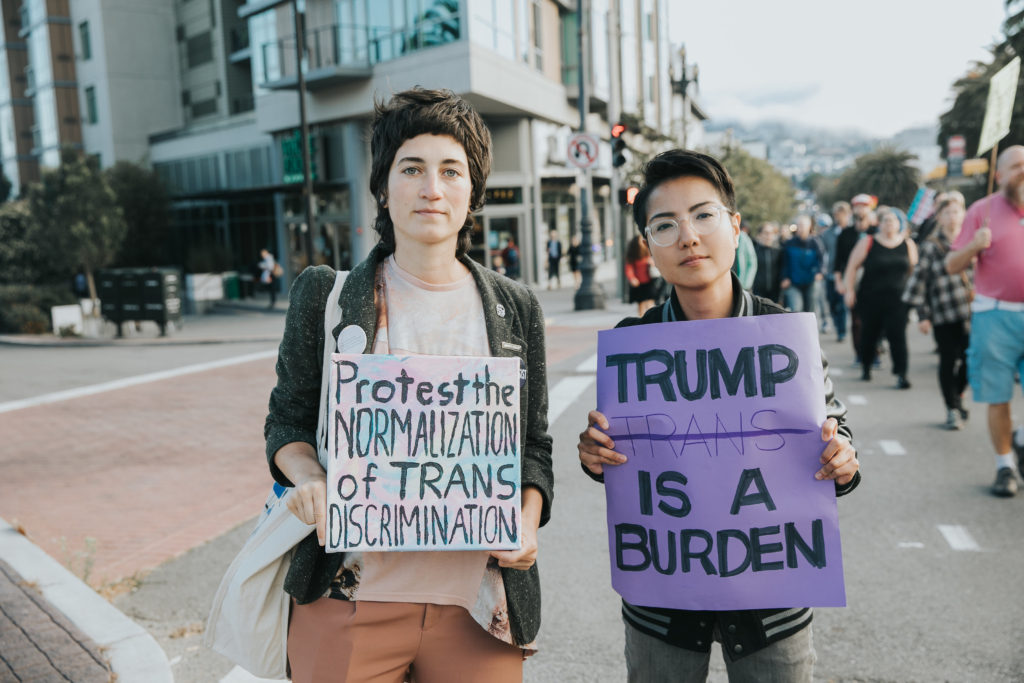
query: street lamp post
[
  {"left": 293, "top": 0, "right": 315, "bottom": 267},
  {"left": 574, "top": 0, "right": 605, "bottom": 311}
]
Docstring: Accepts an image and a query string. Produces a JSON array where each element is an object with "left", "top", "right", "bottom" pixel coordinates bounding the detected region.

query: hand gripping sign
[
  {"left": 326, "top": 354, "right": 521, "bottom": 553},
  {"left": 596, "top": 313, "right": 846, "bottom": 610}
]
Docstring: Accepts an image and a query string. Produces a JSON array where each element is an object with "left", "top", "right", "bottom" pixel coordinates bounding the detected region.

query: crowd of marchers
[{"left": 736, "top": 155, "right": 1024, "bottom": 499}]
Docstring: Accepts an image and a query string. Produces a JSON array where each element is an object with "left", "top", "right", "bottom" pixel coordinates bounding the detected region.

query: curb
[
  {"left": 0, "top": 517, "right": 173, "bottom": 683},
  {"left": 0, "top": 334, "right": 282, "bottom": 348}
]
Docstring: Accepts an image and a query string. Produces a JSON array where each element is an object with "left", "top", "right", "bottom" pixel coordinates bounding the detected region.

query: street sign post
[
  {"left": 977, "top": 57, "right": 1020, "bottom": 157},
  {"left": 567, "top": 133, "right": 600, "bottom": 170},
  {"left": 947, "top": 134, "right": 965, "bottom": 178}
]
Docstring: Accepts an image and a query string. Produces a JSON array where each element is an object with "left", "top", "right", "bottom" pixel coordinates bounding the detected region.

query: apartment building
[
  {"left": 148, "top": 0, "right": 689, "bottom": 286},
  {"left": 0, "top": 0, "right": 81, "bottom": 194},
  {"left": 0, "top": 0, "right": 181, "bottom": 197},
  {"left": 0, "top": 0, "right": 696, "bottom": 284}
]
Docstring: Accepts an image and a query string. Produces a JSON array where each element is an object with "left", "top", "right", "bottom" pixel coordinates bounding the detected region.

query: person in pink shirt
[{"left": 946, "top": 145, "right": 1024, "bottom": 497}]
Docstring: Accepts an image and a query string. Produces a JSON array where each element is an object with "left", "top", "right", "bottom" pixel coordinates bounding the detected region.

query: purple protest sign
[
  {"left": 597, "top": 312, "right": 846, "bottom": 610},
  {"left": 325, "top": 354, "right": 521, "bottom": 553}
]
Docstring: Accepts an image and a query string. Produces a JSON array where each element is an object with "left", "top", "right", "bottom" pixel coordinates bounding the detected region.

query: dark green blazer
[{"left": 265, "top": 245, "right": 554, "bottom": 646}]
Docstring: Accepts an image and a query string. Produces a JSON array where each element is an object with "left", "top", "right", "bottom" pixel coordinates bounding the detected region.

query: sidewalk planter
[
  {"left": 185, "top": 273, "right": 224, "bottom": 315},
  {"left": 50, "top": 304, "right": 84, "bottom": 336}
]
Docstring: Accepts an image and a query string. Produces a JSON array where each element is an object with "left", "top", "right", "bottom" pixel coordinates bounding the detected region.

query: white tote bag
[{"left": 204, "top": 270, "right": 349, "bottom": 679}]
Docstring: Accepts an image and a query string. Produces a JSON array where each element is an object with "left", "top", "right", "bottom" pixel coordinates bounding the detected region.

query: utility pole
[
  {"left": 293, "top": 0, "right": 315, "bottom": 266},
  {"left": 677, "top": 45, "right": 689, "bottom": 149},
  {"left": 574, "top": 0, "right": 605, "bottom": 311},
  {"left": 608, "top": 0, "right": 626, "bottom": 301}
]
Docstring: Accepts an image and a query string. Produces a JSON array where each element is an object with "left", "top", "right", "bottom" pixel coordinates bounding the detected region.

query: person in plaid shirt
[
  {"left": 946, "top": 146, "right": 1024, "bottom": 497},
  {"left": 902, "top": 192, "right": 972, "bottom": 430}
]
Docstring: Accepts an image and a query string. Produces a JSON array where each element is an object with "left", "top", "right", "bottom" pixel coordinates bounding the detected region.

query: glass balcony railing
[{"left": 259, "top": 12, "right": 461, "bottom": 87}]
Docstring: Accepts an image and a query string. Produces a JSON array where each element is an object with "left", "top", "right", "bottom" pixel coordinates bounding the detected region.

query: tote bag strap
[{"left": 316, "top": 270, "right": 349, "bottom": 470}]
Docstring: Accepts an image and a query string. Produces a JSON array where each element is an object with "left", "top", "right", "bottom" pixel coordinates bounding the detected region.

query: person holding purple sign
[
  {"left": 265, "top": 89, "right": 553, "bottom": 681},
  {"left": 576, "top": 150, "right": 860, "bottom": 681}
]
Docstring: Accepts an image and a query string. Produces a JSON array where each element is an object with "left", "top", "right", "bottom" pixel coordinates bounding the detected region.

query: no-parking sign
[{"left": 567, "top": 133, "right": 600, "bottom": 169}]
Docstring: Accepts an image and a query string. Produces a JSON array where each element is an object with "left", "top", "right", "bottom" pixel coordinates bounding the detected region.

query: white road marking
[
  {"left": 898, "top": 541, "right": 925, "bottom": 549},
  {"left": 575, "top": 353, "right": 598, "bottom": 373},
  {"left": 938, "top": 525, "right": 981, "bottom": 552},
  {"left": 879, "top": 440, "right": 906, "bottom": 456},
  {"left": 0, "top": 349, "right": 279, "bottom": 414},
  {"left": 221, "top": 666, "right": 280, "bottom": 682},
  {"left": 847, "top": 394, "right": 868, "bottom": 405},
  {"left": 547, "top": 376, "right": 596, "bottom": 426},
  {"left": 829, "top": 367, "right": 844, "bottom": 377}
]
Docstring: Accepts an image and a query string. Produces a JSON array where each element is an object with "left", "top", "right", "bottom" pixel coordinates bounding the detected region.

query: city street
[{"left": 2, "top": 284, "right": 1024, "bottom": 682}]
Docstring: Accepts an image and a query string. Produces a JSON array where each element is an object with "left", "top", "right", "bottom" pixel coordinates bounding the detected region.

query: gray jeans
[{"left": 624, "top": 621, "right": 815, "bottom": 683}]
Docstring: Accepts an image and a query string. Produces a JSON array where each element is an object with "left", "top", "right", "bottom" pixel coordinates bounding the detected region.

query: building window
[
  {"left": 187, "top": 31, "right": 214, "bottom": 68},
  {"left": 471, "top": 0, "right": 515, "bottom": 61},
  {"left": 79, "top": 21, "right": 91, "bottom": 60},
  {"left": 560, "top": 11, "right": 578, "bottom": 86},
  {"left": 85, "top": 86, "right": 97, "bottom": 124},
  {"left": 531, "top": 0, "right": 542, "bottom": 72}
]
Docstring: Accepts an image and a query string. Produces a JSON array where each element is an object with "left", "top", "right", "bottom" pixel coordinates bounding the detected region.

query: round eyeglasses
[{"left": 644, "top": 205, "right": 734, "bottom": 247}]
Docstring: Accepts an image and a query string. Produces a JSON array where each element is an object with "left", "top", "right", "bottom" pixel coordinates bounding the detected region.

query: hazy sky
[{"left": 668, "top": 0, "right": 1010, "bottom": 137}]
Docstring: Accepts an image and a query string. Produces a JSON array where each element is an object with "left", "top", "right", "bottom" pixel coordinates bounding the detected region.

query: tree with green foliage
[
  {"left": 938, "top": 1, "right": 1024, "bottom": 158},
  {"left": 105, "top": 161, "right": 171, "bottom": 267},
  {"left": 0, "top": 200, "right": 78, "bottom": 333},
  {"left": 0, "top": 200, "right": 43, "bottom": 285},
  {"left": 26, "top": 148, "right": 127, "bottom": 304},
  {"left": 830, "top": 148, "right": 921, "bottom": 210},
  {"left": 716, "top": 144, "right": 796, "bottom": 227},
  {"left": 937, "top": 49, "right": 1019, "bottom": 160},
  {"left": 805, "top": 172, "right": 845, "bottom": 211}
]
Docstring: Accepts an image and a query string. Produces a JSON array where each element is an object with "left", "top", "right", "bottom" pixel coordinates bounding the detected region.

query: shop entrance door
[{"left": 472, "top": 214, "right": 523, "bottom": 280}]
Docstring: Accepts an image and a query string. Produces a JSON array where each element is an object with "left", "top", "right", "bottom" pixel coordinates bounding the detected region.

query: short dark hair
[
  {"left": 369, "top": 87, "right": 492, "bottom": 257},
  {"left": 631, "top": 149, "right": 736, "bottom": 233}
]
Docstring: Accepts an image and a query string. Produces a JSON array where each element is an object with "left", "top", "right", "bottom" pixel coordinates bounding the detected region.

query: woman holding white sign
[
  {"left": 577, "top": 150, "right": 860, "bottom": 682},
  {"left": 265, "top": 88, "right": 553, "bottom": 682}
]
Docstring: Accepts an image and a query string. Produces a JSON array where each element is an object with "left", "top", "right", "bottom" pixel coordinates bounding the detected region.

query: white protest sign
[
  {"left": 325, "top": 354, "right": 521, "bottom": 552},
  {"left": 977, "top": 56, "right": 1021, "bottom": 157}
]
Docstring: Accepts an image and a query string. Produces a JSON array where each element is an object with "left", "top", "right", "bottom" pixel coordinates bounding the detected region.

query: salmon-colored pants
[{"left": 287, "top": 599, "right": 524, "bottom": 683}]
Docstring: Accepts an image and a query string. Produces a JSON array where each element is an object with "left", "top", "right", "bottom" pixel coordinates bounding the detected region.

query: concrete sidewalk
[
  {"left": 0, "top": 258, "right": 624, "bottom": 348},
  {"left": 0, "top": 300, "right": 287, "bottom": 348},
  {"left": 0, "top": 518, "right": 172, "bottom": 682}
]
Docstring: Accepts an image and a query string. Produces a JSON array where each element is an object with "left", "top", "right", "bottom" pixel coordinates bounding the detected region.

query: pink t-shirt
[{"left": 953, "top": 193, "right": 1024, "bottom": 302}]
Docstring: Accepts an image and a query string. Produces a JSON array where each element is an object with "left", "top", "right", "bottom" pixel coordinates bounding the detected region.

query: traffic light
[
  {"left": 611, "top": 122, "right": 627, "bottom": 168},
  {"left": 618, "top": 186, "right": 639, "bottom": 206}
]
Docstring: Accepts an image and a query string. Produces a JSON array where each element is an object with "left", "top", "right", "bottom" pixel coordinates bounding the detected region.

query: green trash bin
[{"left": 222, "top": 271, "right": 240, "bottom": 300}]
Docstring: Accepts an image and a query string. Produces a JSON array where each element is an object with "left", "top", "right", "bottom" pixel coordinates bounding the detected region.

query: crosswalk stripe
[
  {"left": 220, "top": 666, "right": 280, "bottom": 682},
  {"left": 575, "top": 353, "right": 598, "bottom": 373},
  {"left": 847, "top": 394, "right": 868, "bottom": 406},
  {"left": 547, "top": 376, "right": 595, "bottom": 426},
  {"left": 879, "top": 440, "right": 906, "bottom": 455},
  {"left": 937, "top": 525, "right": 980, "bottom": 552},
  {"left": 0, "top": 349, "right": 279, "bottom": 414}
]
